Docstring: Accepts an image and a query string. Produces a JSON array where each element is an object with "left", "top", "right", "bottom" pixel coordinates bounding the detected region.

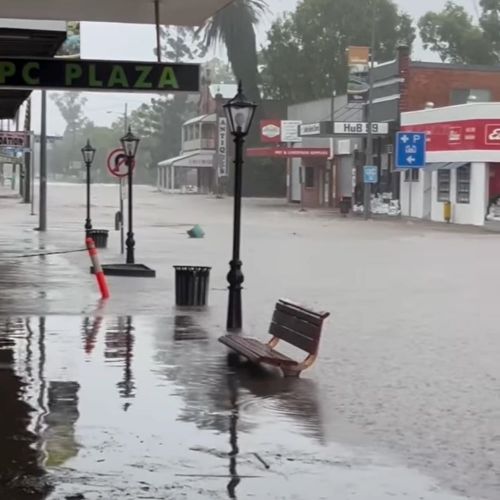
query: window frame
[
  {"left": 304, "top": 166, "right": 315, "bottom": 188},
  {"left": 437, "top": 169, "right": 451, "bottom": 202},
  {"left": 456, "top": 164, "right": 471, "bottom": 204},
  {"left": 404, "top": 169, "right": 419, "bottom": 182}
]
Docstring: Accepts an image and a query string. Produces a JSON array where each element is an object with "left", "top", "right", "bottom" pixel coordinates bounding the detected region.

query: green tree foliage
[
  {"left": 51, "top": 92, "right": 89, "bottom": 136},
  {"left": 197, "top": 0, "right": 267, "bottom": 101},
  {"left": 419, "top": 1, "right": 496, "bottom": 64},
  {"left": 260, "top": 0, "right": 415, "bottom": 104},
  {"left": 479, "top": 0, "right": 500, "bottom": 60},
  {"left": 156, "top": 26, "right": 207, "bottom": 62},
  {"left": 203, "top": 57, "right": 235, "bottom": 85},
  {"left": 120, "top": 95, "right": 197, "bottom": 181}
]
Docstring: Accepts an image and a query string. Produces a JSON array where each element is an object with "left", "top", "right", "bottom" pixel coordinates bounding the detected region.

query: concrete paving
[{"left": 1, "top": 183, "right": 499, "bottom": 499}]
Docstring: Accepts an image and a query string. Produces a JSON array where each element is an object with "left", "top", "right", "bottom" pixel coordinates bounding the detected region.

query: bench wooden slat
[
  {"left": 269, "top": 321, "right": 317, "bottom": 354},
  {"left": 219, "top": 298, "right": 330, "bottom": 377},
  {"left": 272, "top": 310, "right": 320, "bottom": 339},
  {"left": 276, "top": 301, "right": 325, "bottom": 326},
  {"left": 219, "top": 335, "right": 298, "bottom": 366},
  {"left": 279, "top": 299, "right": 329, "bottom": 319}
]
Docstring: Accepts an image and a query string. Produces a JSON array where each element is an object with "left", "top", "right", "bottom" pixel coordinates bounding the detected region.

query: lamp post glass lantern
[
  {"left": 120, "top": 127, "right": 140, "bottom": 264},
  {"left": 81, "top": 139, "right": 96, "bottom": 235},
  {"left": 223, "top": 82, "right": 257, "bottom": 331}
]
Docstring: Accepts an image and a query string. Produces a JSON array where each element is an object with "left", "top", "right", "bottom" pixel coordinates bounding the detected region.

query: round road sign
[{"left": 107, "top": 148, "right": 136, "bottom": 178}]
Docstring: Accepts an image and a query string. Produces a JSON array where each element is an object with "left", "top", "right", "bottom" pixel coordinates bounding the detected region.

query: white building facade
[{"left": 400, "top": 103, "right": 500, "bottom": 226}]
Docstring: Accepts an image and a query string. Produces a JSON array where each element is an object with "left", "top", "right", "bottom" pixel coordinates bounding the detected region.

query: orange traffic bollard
[{"left": 86, "top": 237, "right": 110, "bottom": 299}]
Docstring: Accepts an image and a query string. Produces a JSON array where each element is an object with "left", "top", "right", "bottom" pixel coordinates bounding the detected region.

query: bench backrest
[{"left": 269, "top": 299, "right": 330, "bottom": 354}]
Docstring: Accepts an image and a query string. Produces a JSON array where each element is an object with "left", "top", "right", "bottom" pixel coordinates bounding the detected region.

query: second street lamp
[
  {"left": 120, "top": 126, "right": 140, "bottom": 265},
  {"left": 224, "top": 82, "right": 257, "bottom": 331},
  {"left": 81, "top": 139, "right": 96, "bottom": 237}
]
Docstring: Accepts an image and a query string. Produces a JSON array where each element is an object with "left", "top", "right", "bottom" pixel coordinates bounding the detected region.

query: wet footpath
[{"left": 1, "top": 184, "right": 500, "bottom": 500}]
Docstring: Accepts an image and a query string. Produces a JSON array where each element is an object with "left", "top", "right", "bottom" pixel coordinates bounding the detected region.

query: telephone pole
[{"left": 364, "top": 0, "right": 376, "bottom": 220}]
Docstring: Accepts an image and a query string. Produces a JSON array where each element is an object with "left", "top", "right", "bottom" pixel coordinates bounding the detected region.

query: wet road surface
[
  {"left": 0, "top": 315, "right": 477, "bottom": 500},
  {"left": 1, "top": 183, "right": 500, "bottom": 498}
]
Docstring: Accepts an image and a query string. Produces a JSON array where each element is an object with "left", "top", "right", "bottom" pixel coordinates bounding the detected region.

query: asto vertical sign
[
  {"left": 218, "top": 116, "right": 228, "bottom": 176},
  {"left": 347, "top": 46, "right": 370, "bottom": 105}
]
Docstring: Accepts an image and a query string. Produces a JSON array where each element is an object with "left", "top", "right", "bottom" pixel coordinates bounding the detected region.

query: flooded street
[{"left": 1, "top": 184, "right": 500, "bottom": 499}]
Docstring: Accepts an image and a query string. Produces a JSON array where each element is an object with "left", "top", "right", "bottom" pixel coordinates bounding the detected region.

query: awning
[
  {"left": 0, "top": 0, "right": 233, "bottom": 26},
  {"left": 158, "top": 151, "right": 214, "bottom": 168},
  {"left": 183, "top": 114, "right": 217, "bottom": 126},
  {"left": 440, "top": 162, "right": 468, "bottom": 170},
  {"left": 0, "top": 20, "right": 66, "bottom": 118},
  {"left": 424, "top": 162, "right": 468, "bottom": 172},
  {"left": 424, "top": 162, "right": 449, "bottom": 172}
]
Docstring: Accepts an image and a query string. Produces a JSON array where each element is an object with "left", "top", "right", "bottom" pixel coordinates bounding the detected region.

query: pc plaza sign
[{"left": 0, "top": 57, "right": 199, "bottom": 92}]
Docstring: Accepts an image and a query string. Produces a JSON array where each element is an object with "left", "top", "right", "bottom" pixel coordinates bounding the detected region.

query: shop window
[
  {"left": 437, "top": 170, "right": 451, "bottom": 201},
  {"left": 456, "top": 165, "right": 471, "bottom": 204},
  {"left": 304, "top": 167, "right": 315, "bottom": 188},
  {"left": 404, "top": 169, "right": 419, "bottom": 182},
  {"left": 451, "top": 88, "right": 491, "bottom": 105}
]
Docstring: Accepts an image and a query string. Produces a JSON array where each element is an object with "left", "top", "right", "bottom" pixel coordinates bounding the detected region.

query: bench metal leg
[{"left": 281, "top": 353, "right": 318, "bottom": 377}]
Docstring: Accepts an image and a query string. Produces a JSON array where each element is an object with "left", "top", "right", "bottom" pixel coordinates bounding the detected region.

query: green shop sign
[{"left": 0, "top": 58, "right": 199, "bottom": 92}]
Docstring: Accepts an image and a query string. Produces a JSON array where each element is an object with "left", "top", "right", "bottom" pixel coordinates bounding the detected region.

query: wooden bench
[{"left": 219, "top": 299, "right": 330, "bottom": 377}]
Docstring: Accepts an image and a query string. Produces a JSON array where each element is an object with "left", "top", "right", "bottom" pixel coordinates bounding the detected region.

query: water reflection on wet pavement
[{"left": 0, "top": 315, "right": 477, "bottom": 500}]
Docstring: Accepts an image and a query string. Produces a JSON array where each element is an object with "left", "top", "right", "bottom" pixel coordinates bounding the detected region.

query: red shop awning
[{"left": 247, "top": 147, "right": 330, "bottom": 158}]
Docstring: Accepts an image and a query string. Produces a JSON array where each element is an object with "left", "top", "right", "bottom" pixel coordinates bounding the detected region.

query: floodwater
[
  {"left": 0, "top": 315, "right": 478, "bottom": 500},
  {"left": 1, "top": 184, "right": 500, "bottom": 499}
]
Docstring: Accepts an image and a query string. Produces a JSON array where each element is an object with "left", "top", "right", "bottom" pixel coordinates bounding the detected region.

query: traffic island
[{"left": 91, "top": 263, "right": 156, "bottom": 278}]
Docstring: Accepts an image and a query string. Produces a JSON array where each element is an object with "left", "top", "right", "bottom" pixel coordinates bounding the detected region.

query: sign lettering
[
  {"left": 281, "top": 120, "right": 302, "bottom": 143},
  {"left": 218, "top": 117, "right": 228, "bottom": 176},
  {"left": 299, "top": 123, "right": 321, "bottom": 136},
  {"left": 0, "top": 57, "right": 199, "bottom": 92},
  {"left": 335, "top": 122, "right": 389, "bottom": 135},
  {"left": 0, "top": 131, "right": 27, "bottom": 147}
]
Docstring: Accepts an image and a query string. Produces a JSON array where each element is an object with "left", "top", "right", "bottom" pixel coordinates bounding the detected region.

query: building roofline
[{"left": 411, "top": 61, "right": 500, "bottom": 73}]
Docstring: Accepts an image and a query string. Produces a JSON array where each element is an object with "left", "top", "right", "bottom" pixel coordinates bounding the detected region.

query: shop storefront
[{"left": 400, "top": 102, "right": 500, "bottom": 226}]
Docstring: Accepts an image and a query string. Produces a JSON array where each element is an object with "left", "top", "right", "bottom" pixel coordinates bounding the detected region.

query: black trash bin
[
  {"left": 174, "top": 266, "right": 211, "bottom": 307},
  {"left": 339, "top": 196, "right": 351, "bottom": 216},
  {"left": 87, "top": 229, "right": 109, "bottom": 249}
]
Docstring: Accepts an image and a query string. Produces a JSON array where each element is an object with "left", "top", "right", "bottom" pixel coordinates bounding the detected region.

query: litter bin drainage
[{"left": 174, "top": 266, "right": 211, "bottom": 306}]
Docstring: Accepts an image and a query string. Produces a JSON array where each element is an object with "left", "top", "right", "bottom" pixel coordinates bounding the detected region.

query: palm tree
[{"left": 197, "top": 0, "right": 267, "bottom": 102}]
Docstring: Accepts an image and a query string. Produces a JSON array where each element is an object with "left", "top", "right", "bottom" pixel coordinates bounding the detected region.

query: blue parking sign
[
  {"left": 363, "top": 165, "right": 378, "bottom": 184},
  {"left": 396, "top": 132, "right": 426, "bottom": 168}
]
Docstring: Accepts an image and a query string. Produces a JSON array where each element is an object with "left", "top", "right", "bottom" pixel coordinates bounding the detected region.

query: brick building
[{"left": 372, "top": 47, "right": 500, "bottom": 198}]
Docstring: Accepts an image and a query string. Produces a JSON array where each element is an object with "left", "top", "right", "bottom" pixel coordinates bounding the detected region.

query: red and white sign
[
  {"left": 485, "top": 124, "right": 500, "bottom": 145},
  {"left": 401, "top": 119, "right": 500, "bottom": 152},
  {"left": 247, "top": 147, "right": 330, "bottom": 158},
  {"left": 0, "top": 130, "right": 27, "bottom": 147},
  {"left": 260, "top": 120, "right": 281, "bottom": 143},
  {"left": 107, "top": 148, "right": 136, "bottom": 178}
]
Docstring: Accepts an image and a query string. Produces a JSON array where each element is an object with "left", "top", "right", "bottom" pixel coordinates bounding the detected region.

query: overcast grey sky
[{"left": 32, "top": 0, "right": 476, "bottom": 136}]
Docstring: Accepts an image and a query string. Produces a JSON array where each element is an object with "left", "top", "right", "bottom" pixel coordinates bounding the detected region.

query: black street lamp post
[
  {"left": 81, "top": 139, "right": 96, "bottom": 237},
  {"left": 224, "top": 82, "right": 257, "bottom": 331},
  {"left": 120, "top": 127, "right": 140, "bottom": 265}
]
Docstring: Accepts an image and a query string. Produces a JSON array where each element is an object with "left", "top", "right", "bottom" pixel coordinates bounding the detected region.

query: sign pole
[
  {"left": 120, "top": 179, "right": 125, "bottom": 254},
  {"left": 364, "top": 1, "right": 376, "bottom": 220},
  {"left": 408, "top": 171, "right": 413, "bottom": 218},
  {"left": 38, "top": 90, "right": 47, "bottom": 232},
  {"left": 30, "top": 132, "right": 35, "bottom": 215}
]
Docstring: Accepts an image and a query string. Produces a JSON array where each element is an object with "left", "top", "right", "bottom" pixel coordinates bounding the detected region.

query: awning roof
[
  {"left": 0, "top": 21, "right": 66, "bottom": 118},
  {"left": 425, "top": 162, "right": 468, "bottom": 171},
  {"left": 158, "top": 150, "right": 214, "bottom": 168},
  {"left": 0, "top": 0, "right": 233, "bottom": 26},
  {"left": 183, "top": 114, "right": 217, "bottom": 126}
]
